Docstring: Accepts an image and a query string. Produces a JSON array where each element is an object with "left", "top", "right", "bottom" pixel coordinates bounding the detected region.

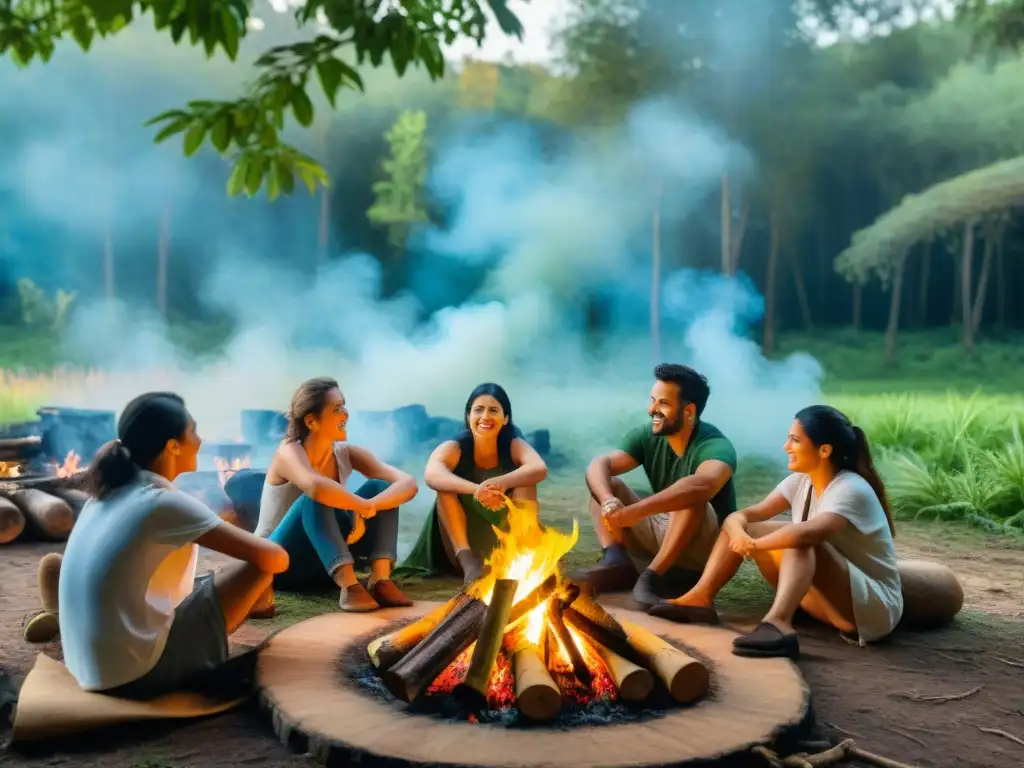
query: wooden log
[
  {"left": 506, "top": 574, "right": 557, "bottom": 627},
  {"left": 563, "top": 595, "right": 649, "bottom": 669},
  {"left": 547, "top": 599, "right": 592, "bottom": 687},
  {"left": 0, "top": 473, "right": 88, "bottom": 494},
  {"left": 46, "top": 488, "right": 90, "bottom": 516},
  {"left": 11, "top": 489, "right": 75, "bottom": 540},
  {"left": 368, "top": 591, "right": 471, "bottom": 671},
  {"left": 0, "top": 436, "right": 43, "bottom": 461},
  {"left": 0, "top": 495, "right": 26, "bottom": 544},
  {"left": 383, "top": 593, "right": 488, "bottom": 702},
  {"left": 512, "top": 632, "right": 561, "bottom": 722},
  {"left": 456, "top": 578, "right": 518, "bottom": 709},
  {"left": 582, "top": 634, "right": 654, "bottom": 702},
  {"left": 898, "top": 559, "right": 964, "bottom": 628},
  {"left": 619, "top": 618, "right": 709, "bottom": 704}
]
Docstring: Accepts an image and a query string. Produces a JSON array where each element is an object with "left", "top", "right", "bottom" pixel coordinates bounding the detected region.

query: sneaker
[
  {"left": 339, "top": 582, "right": 380, "bottom": 613},
  {"left": 24, "top": 611, "right": 59, "bottom": 644},
  {"left": 631, "top": 569, "right": 666, "bottom": 609},
  {"left": 370, "top": 579, "right": 414, "bottom": 608}
]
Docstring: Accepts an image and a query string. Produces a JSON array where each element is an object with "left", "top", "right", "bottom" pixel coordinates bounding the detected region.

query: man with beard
[{"left": 576, "top": 364, "right": 737, "bottom": 608}]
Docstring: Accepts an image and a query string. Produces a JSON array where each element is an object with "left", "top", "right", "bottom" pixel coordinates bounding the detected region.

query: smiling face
[
  {"left": 305, "top": 387, "right": 349, "bottom": 442},
  {"left": 468, "top": 394, "right": 508, "bottom": 440},
  {"left": 783, "top": 418, "right": 832, "bottom": 473},
  {"left": 648, "top": 379, "right": 691, "bottom": 436},
  {"left": 162, "top": 413, "right": 202, "bottom": 475}
]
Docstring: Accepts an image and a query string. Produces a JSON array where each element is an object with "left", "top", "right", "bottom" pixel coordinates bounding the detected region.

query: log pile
[
  {"left": 367, "top": 578, "right": 710, "bottom": 722},
  {"left": 0, "top": 441, "right": 88, "bottom": 544}
]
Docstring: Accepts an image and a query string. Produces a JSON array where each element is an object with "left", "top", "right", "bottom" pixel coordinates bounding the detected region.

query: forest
[{"left": 1, "top": 0, "right": 1022, "bottom": 368}]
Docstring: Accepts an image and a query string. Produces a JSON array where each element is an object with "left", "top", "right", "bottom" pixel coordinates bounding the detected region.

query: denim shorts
[{"left": 104, "top": 573, "right": 229, "bottom": 700}]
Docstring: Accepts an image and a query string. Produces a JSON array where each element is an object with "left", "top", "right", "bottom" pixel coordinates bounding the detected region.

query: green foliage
[
  {"left": 0, "top": 0, "right": 522, "bottom": 200},
  {"left": 16, "top": 279, "right": 76, "bottom": 331},
  {"left": 958, "top": 0, "right": 1024, "bottom": 51},
  {"left": 367, "top": 108, "right": 430, "bottom": 248}
]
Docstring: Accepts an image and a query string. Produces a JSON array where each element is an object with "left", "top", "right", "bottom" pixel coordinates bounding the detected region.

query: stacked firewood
[{"left": 0, "top": 437, "right": 88, "bottom": 544}]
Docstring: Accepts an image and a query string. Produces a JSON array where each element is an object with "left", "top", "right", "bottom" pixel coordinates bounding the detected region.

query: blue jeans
[{"left": 269, "top": 479, "right": 400, "bottom": 590}]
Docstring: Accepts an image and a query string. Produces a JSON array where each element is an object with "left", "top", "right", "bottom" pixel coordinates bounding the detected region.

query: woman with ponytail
[
  {"left": 651, "top": 405, "right": 902, "bottom": 660},
  {"left": 398, "top": 383, "right": 548, "bottom": 584},
  {"left": 24, "top": 392, "right": 290, "bottom": 701}
]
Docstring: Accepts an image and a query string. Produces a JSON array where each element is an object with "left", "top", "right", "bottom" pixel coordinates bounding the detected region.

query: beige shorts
[{"left": 624, "top": 502, "right": 720, "bottom": 573}]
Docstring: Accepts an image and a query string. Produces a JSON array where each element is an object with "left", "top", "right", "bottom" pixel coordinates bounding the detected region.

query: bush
[{"left": 834, "top": 392, "right": 1024, "bottom": 534}]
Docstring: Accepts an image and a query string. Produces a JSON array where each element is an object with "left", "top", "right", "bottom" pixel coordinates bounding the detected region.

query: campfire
[
  {"left": 0, "top": 461, "right": 21, "bottom": 478},
  {"left": 367, "top": 497, "right": 709, "bottom": 723},
  {"left": 53, "top": 450, "right": 84, "bottom": 478}
]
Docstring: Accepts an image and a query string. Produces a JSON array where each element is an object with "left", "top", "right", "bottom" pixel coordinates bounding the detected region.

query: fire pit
[{"left": 257, "top": 500, "right": 810, "bottom": 766}]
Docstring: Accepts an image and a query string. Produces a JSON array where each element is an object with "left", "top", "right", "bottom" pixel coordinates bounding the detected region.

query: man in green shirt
[{"left": 578, "top": 363, "right": 738, "bottom": 608}]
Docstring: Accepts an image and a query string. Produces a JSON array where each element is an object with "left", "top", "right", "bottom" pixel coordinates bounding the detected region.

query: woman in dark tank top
[{"left": 397, "top": 383, "right": 548, "bottom": 584}]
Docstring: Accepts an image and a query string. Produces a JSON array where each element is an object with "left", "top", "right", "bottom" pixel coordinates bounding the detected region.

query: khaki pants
[{"left": 623, "top": 502, "right": 719, "bottom": 573}]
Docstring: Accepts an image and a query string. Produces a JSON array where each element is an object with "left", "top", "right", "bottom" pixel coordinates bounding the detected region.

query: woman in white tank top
[
  {"left": 652, "top": 405, "right": 903, "bottom": 660},
  {"left": 251, "top": 377, "right": 419, "bottom": 614}
]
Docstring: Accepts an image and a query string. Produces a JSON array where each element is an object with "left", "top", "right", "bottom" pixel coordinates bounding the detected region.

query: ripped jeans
[{"left": 268, "top": 479, "right": 399, "bottom": 590}]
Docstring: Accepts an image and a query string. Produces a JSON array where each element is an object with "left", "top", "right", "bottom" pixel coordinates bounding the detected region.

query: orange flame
[
  {"left": 54, "top": 451, "right": 84, "bottom": 477},
  {"left": 0, "top": 461, "right": 22, "bottom": 478},
  {"left": 214, "top": 456, "right": 251, "bottom": 488}
]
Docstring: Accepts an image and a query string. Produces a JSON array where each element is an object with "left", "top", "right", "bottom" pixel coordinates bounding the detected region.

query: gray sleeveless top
[{"left": 254, "top": 442, "right": 354, "bottom": 538}]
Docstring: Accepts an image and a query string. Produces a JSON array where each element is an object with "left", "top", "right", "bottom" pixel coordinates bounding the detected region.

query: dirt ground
[{"left": 1, "top": 528, "right": 1023, "bottom": 768}]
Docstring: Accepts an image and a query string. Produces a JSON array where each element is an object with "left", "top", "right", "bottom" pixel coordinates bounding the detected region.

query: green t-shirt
[{"left": 617, "top": 420, "right": 738, "bottom": 523}]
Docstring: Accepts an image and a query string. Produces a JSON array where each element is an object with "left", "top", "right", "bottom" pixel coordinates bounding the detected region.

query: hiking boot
[
  {"left": 24, "top": 611, "right": 59, "bottom": 644},
  {"left": 455, "top": 549, "right": 486, "bottom": 586},
  {"left": 248, "top": 586, "right": 276, "bottom": 620},
  {"left": 370, "top": 579, "right": 414, "bottom": 608},
  {"left": 631, "top": 569, "right": 666, "bottom": 609},
  {"left": 573, "top": 544, "right": 640, "bottom": 595},
  {"left": 339, "top": 582, "right": 380, "bottom": 613}
]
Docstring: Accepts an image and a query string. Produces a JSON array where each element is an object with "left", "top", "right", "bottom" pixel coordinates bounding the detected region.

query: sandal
[
  {"left": 732, "top": 622, "right": 800, "bottom": 659},
  {"left": 647, "top": 602, "right": 721, "bottom": 625}
]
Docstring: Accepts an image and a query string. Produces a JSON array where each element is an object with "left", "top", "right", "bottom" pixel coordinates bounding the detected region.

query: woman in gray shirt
[{"left": 651, "top": 405, "right": 902, "bottom": 659}]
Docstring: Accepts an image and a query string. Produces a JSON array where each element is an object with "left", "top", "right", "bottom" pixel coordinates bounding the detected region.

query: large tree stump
[{"left": 257, "top": 602, "right": 810, "bottom": 767}]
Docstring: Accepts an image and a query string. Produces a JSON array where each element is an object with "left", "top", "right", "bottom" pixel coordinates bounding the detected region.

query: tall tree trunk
[
  {"left": 102, "top": 219, "right": 115, "bottom": 300},
  {"left": 971, "top": 228, "right": 994, "bottom": 335},
  {"left": 720, "top": 174, "right": 731, "bottom": 274},
  {"left": 918, "top": 240, "right": 931, "bottom": 327},
  {"left": 651, "top": 182, "right": 663, "bottom": 363},
  {"left": 950, "top": 249, "right": 961, "bottom": 324},
  {"left": 727, "top": 198, "right": 749, "bottom": 275},
  {"left": 961, "top": 220, "right": 975, "bottom": 357},
  {"left": 763, "top": 210, "right": 780, "bottom": 354},
  {"left": 157, "top": 204, "right": 171, "bottom": 318},
  {"left": 884, "top": 256, "right": 906, "bottom": 364},
  {"left": 789, "top": 251, "right": 813, "bottom": 330},
  {"left": 318, "top": 129, "right": 330, "bottom": 267},
  {"left": 852, "top": 282, "right": 862, "bottom": 333},
  {"left": 815, "top": 219, "right": 826, "bottom": 320},
  {"left": 995, "top": 227, "right": 1007, "bottom": 328}
]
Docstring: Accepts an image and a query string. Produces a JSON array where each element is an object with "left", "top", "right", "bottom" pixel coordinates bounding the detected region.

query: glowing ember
[
  {"left": 0, "top": 461, "right": 22, "bottom": 478},
  {"left": 54, "top": 450, "right": 84, "bottom": 477},
  {"left": 215, "top": 456, "right": 251, "bottom": 488}
]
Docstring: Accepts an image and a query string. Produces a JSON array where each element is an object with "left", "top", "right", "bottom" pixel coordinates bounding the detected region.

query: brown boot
[
  {"left": 248, "top": 585, "right": 276, "bottom": 620},
  {"left": 369, "top": 579, "right": 414, "bottom": 608},
  {"left": 339, "top": 582, "right": 380, "bottom": 613},
  {"left": 24, "top": 611, "right": 59, "bottom": 644}
]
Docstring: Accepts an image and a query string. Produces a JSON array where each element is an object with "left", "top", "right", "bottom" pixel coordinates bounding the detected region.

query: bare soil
[{"left": 2, "top": 524, "right": 1023, "bottom": 768}]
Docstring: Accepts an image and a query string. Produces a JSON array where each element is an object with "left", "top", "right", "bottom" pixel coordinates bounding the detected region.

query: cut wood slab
[{"left": 256, "top": 602, "right": 810, "bottom": 768}]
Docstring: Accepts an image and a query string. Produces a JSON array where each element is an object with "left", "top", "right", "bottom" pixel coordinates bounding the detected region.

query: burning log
[
  {"left": 506, "top": 574, "right": 557, "bottom": 627},
  {"left": 512, "top": 631, "right": 561, "bottom": 722},
  {"left": 582, "top": 635, "right": 654, "bottom": 702},
  {"left": 368, "top": 592, "right": 472, "bottom": 671},
  {"left": 0, "top": 496, "right": 26, "bottom": 544},
  {"left": 547, "top": 599, "right": 592, "bottom": 688},
  {"left": 563, "top": 594, "right": 649, "bottom": 669},
  {"left": 10, "top": 489, "right": 75, "bottom": 540},
  {"left": 619, "top": 618, "right": 709, "bottom": 704},
  {"left": 383, "top": 592, "right": 489, "bottom": 702},
  {"left": 456, "top": 578, "right": 518, "bottom": 709}
]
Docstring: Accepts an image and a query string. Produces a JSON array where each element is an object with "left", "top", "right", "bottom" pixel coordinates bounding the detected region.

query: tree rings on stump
[{"left": 256, "top": 602, "right": 810, "bottom": 767}]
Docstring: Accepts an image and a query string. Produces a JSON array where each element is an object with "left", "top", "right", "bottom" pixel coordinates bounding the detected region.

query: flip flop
[
  {"left": 647, "top": 602, "right": 721, "bottom": 625},
  {"left": 732, "top": 622, "right": 800, "bottom": 659}
]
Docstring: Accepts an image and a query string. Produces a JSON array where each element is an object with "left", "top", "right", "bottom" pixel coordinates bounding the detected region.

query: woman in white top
[
  {"left": 252, "top": 377, "right": 419, "bottom": 615},
  {"left": 651, "top": 404, "right": 902, "bottom": 659},
  {"left": 25, "top": 392, "right": 289, "bottom": 700}
]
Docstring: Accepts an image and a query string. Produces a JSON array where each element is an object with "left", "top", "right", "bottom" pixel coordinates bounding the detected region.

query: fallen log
[
  {"left": 383, "top": 592, "right": 488, "bottom": 702},
  {"left": 512, "top": 632, "right": 561, "bottom": 723},
  {"left": 456, "top": 578, "right": 518, "bottom": 709},
  {"left": 368, "top": 591, "right": 472, "bottom": 671},
  {"left": 0, "top": 495, "right": 26, "bottom": 544},
  {"left": 563, "top": 594, "right": 649, "bottom": 669},
  {"left": 619, "top": 618, "right": 709, "bottom": 704},
  {"left": 10, "top": 489, "right": 75, "bottom": 540}
]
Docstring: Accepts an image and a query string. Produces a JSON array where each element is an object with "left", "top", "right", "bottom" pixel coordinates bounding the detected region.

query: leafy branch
[{"left": 0, "top": 0, "right": 523, "bottom": 200}]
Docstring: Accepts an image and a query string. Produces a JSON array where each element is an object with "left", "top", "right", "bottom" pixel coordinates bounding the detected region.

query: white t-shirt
[
  {"left": 59, "top": 470, "right": 223, "bottom": 691},
  {"left": 777, "top": 470, "right": 903, "bottom": 643}
]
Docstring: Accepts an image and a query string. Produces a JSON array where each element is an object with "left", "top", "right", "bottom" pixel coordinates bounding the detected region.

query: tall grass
[{"left": 834, "top": 392, "right": 1024, "bottom": 534}]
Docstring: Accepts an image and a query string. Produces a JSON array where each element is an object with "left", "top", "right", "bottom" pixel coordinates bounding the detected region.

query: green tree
[
  {"left": 0, "top": 0, "right": 521, "bottom": 199},
  {"left": 367, "top": 108, "right": 430, "bottom": 282}
]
